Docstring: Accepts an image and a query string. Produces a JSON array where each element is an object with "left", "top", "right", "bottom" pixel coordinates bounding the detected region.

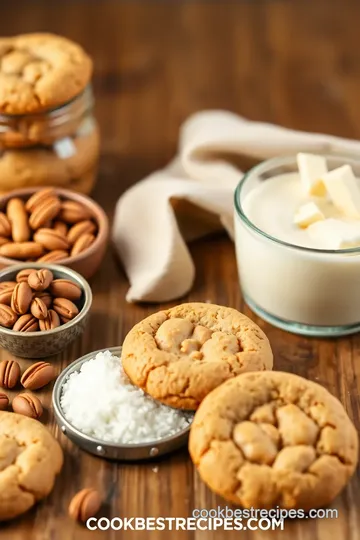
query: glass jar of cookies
[
  {"left": 0, "top": 86, "right": 99, "bottom": 194},
  {"left": 0, "top": 33, "right": 99, "bottom": 194}
]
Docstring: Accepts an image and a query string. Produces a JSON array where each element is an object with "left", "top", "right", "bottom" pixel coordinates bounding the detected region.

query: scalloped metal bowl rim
[
  {"left": 0, "top": 262, "right": 92, "bottom": 337},
  {"left": 52, "top": 346, "right": 194, "bottom": 450},
  {"left": 0, "top": 186, "right": 109, "bottom": 268}
]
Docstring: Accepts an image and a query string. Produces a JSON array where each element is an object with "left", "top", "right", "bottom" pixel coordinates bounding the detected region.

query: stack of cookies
[
  {"left": 122, "top": 302, "right": 358, "bottom": 510},
  {"left": 0, "top": 33, "right": 99, "bottom": 194}
]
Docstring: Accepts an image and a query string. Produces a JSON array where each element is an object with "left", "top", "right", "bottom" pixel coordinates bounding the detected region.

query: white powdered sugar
[{"left": 60, "top": 350, "right": 192, "bottom": 444}]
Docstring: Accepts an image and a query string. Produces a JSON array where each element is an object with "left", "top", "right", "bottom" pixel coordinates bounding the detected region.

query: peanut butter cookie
[
  {"left": 0, "top": 411, "right": 63, "bottom": 521},
  {"left": 0, "top": 126, "right": 99, "bottom": 194},
  {"left": 0, "top": 33, "right": 92, "bottom": 114},
  {"left": 122, "top": 303, "right": 273, "bottom": 410},
  {"left": 189, "top": 371, "right": 358, "bottom": 509}
]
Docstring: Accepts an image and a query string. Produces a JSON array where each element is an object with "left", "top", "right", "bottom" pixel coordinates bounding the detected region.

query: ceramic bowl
[
  {"left": 0, "top": 187, "right": 109, "bottom": 279},
  {"left": 0, "top": 263, "right": 92, "bottom": 359}
]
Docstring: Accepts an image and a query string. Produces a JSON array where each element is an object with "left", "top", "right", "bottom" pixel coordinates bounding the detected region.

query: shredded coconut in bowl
[{"left": 60, "top": 350, "right": 193, "bottom": 444}]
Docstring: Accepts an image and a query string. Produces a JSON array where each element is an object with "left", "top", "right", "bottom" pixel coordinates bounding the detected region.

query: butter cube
[
  {"left": 322, "top": 164, "right": 360, "bottom": 219},
  {"left": 294, "top": 202, "right": 325, "bottom": 229},
  {"left": 297, "top": 153, "right": 327, "bottom": 196},
  {"left": 308, "top": 218, "right": 360, "bottom": 249}
]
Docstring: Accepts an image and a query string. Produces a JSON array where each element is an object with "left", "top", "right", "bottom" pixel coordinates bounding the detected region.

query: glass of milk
[{"left": 234, "top": 154, "right": 360, "bottom": 336}]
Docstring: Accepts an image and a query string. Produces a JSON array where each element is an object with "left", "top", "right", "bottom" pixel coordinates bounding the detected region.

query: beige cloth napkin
[{"left": 113, "top": 111, "right": 360, "bottom": 303}]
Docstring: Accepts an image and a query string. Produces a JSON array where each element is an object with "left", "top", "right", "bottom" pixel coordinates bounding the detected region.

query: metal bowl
[
  {"left": 53, "top": 346, "right": 194, "bottom": 461},
  {"left": 0, "top": 263, "right": 92, "bottom": 358}
]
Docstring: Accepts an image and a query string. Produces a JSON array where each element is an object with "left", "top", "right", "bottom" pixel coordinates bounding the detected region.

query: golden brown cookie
[
  {"left": 122, "top": 302, "right": 273, "bottom": 410},
  {"left": 0, "top": 411, "right": 63, "bottom": 521},
  {"left": 0, "top": 33, "right": 92, "bottom": 114},
  {"left": 0, "top": 126, "right": 99, "bottom": 194},
  {"left": 189, "top": 371, "right": 358, "bottom": 510}
]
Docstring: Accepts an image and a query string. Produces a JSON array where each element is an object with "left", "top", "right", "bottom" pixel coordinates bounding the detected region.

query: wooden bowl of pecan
[
  {"left": 0, "top": 263, "right": 92, "bottom": 358},
  {"left": 0, "top": 187, "right": 109, "bottom": 279}
]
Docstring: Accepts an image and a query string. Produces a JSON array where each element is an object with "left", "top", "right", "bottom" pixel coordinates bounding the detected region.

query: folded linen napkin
[{"left": 113, "top": 111, "right": 360, "bottom": 303}]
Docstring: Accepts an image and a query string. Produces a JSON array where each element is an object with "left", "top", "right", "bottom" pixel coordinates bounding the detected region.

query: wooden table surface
[{"left": 1, "top": 1, "right": 360, "bottom": 539}]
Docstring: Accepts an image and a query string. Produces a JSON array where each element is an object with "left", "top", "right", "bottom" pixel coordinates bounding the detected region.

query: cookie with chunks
[
  {"left": 0, "top": 411, "right": 63, "bottom": 521},
  {"left": 122, "top": 302, "right": 273, "bottom": 410},
  {"left": 189, "top": 371, "right": 358, "bottom": 509}
]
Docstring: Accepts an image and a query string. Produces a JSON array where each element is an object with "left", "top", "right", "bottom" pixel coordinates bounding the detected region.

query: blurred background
[
  {"left": 1, "top": 4, "right": 360, "bottom": 538},
  {"left": 2, "top": 0, "right": 358, "bottom": 201}
]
